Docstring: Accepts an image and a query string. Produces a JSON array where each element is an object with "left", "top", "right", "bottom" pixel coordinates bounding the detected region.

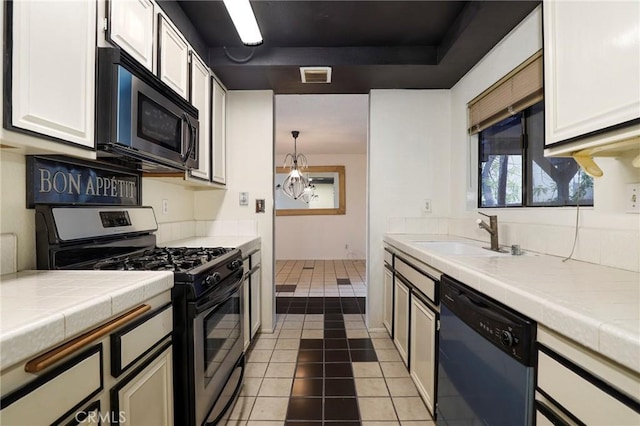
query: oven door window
[
  {"left": 203, "top": 292, "right": 241, "bottom": 386},
  {"left": 137, "top": 93, "right": 182, "bottom": 153}
]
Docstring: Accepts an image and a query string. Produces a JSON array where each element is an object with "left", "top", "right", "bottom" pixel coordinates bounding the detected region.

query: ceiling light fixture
[
  {"left": 223, "top": 0, "right": 263, "bottom": 46},
  {"left": 281, "top": 130, "right": 315, "bottom": 201}
]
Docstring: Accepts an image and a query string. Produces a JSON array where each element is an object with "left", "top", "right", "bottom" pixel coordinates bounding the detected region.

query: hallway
[{"left": 225, "top": 261, "right": 433, "bottom": 425}]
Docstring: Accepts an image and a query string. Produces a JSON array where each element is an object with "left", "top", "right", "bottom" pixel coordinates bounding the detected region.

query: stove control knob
[
  {"left": 500, "top": 331, "right": 514, "bottom": 348},
  {"left": 205, "top": 272, "right": 222, "bottom": 287},
  {"left": 229, "top": 259, "right": 242, "bottom": 270}
]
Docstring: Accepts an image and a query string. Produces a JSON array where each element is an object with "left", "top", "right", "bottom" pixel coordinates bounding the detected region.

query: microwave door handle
[{"left": 181, "top": 113, "right": 195, "bottom": 163}]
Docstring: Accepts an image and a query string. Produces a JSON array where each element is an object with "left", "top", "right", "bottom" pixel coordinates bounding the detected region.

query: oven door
[{"left": 192, "top": 277, "right": 244, "bottom": 426}]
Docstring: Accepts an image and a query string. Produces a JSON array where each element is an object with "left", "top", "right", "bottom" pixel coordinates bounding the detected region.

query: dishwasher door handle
[{"left": 457, "top": 292, "right": 513, "bottom": 324}]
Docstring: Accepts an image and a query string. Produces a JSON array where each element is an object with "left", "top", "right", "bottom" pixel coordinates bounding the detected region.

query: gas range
[{"left": 35, "top": 205, "right": 243, "bottom": 299}]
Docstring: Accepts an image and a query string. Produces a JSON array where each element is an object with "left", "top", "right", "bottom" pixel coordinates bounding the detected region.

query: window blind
[{"left": 468, "top": 50, "right": 543, "bottom": 135}]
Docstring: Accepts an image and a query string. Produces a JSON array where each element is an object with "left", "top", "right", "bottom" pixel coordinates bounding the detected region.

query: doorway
[{"left": 273, "top": 94, "right": 368, "bottom": 314}]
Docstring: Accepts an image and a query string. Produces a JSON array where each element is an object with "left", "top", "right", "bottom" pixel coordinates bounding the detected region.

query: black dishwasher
[{"left": 437, "top": 275, "right": 536, "bottom": 426}]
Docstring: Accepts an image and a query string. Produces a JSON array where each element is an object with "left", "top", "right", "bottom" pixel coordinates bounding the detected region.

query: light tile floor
[{"left": 275, "top": 260, "right": 367, "bottom": 298}]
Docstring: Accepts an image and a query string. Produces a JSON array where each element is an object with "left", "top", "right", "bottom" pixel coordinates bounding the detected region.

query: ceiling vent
[{"left": 300, "top": 67, "right": 332, "bottom": 84}]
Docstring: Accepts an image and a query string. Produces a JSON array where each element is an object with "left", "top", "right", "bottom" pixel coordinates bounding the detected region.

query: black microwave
[{"left": 96, "top": 48, "right": 199, "bottom": 172}]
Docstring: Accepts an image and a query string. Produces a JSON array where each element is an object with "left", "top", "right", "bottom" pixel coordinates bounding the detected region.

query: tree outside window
[{"left": 479, "top": 101, "right": 593, "bottom": 208}]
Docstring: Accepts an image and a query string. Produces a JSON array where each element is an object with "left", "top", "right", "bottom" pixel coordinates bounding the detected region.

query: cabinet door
[
  {"left": 189, "top": 52, "right": 211, "bottom": 181},
  {"left": 111, "top": 344, "right": 174, "bottom": 426},
  {"left": 157, "top": 15, "right": 189, "bottom": 99},
  {"left": 410, "top": 295, "right": 437, "bottom": 416},
  {"left": 393, "top": 278, "right": 410, "bottom": 366},
  {"left": 544, "top": 1, "right": 640, "bottom": 145},
  {"left": 108, "top": 0, "right": 155, "bottom": 71},
  {"left": 9, "top": 0, "right": 95, "bottom": 148},
  {"left": 383, "top": 267, "right": 393, "bottom": 336},
  {"left": 211, "top": 78, "right": 227, "bottom": 184},
  {"left": 250, "top": 266, "right": 262, "bottom": 340},
  {"left": 243, "top": 276, "right": 251, "bottom": 351}
]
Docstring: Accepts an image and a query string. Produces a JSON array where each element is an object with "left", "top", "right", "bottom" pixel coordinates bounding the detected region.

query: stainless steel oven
[
  {"left": 191, "top": 274, "right": 244, "bottom": 426},
  {"left": 97, "top": 47, "right": 199, "bottom": 172}
]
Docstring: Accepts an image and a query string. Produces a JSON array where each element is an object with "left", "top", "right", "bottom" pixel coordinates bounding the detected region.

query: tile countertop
[
  {"left": 161, "top": 236, "right": 261, "bottom": 256},
  {"left": 384, "top": 234, "right": 640, "bottom": 374},
  {"left": 0, "top": 270, "right": 173, "bottom": 372}
]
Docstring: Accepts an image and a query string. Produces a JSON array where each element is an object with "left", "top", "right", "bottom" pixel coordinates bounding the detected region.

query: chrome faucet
[{"left": 476, "top": 212, "right": 500, "bottom": 252}]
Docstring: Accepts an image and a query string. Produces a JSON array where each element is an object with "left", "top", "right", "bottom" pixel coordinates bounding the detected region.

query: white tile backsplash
[
  {"left": 389, "top": 217, "right": 640, "bottom": 272},
  {"left": 155, "top": 221, "right": 196, "bottom": 244},
  {"left": 0, "top": 233, "right": 17, "bottom": 275},
  {"left": 194, "top": 220, "right": 259, "bottom": 237}
]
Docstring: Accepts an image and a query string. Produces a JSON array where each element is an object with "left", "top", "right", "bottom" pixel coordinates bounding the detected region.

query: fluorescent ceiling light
[{"left": 223, "top": 0, "right": 263, "bottom": 46}]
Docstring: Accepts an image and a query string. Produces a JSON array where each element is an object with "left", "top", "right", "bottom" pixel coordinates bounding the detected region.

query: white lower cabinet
[
  {"left": 0, "top": 293, "right": 174, "bottom": 425},
  {"left": 410, "top": 295, "right": 437, "bottom": 416},
  {"left": 243, "top": 274, "right": 251, "bottom": 351},
  {"left": 393, "top": 278, "right": 410, "bottom": 366},
  {"left": 111, "top": 344, "right": 174, "bottom": 426},
  {"left": 0, "top": 346, "right": 102, "bottom": 425},
  {"left": 250, "top": 265, "right": 262, "bottom": 340},
  {"left": 383, "top": 266, "right": 393, "bottom": 336},
  {"left": 242, "top": 249, "right": 261, "bottom": 350},
  {"left": 536, "top": 327, "right": 640, "bottom": 425}
]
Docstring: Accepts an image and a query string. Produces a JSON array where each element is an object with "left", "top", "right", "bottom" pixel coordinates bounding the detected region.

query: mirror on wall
[{"left": 275, "top": 165, "right": 346, "bottom": 216}]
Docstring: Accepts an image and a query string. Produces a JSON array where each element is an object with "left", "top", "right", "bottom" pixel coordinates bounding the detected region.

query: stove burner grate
[{"left": 91, "top": 247, "right": 233, "bottom": 273}]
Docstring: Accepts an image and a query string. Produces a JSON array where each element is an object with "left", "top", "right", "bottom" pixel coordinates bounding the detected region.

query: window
[{"left": 479, "top": 101, "right": 593, "bottom": 207}]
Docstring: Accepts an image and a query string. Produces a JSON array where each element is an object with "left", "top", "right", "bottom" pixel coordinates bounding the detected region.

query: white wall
[
  {"left": 275, "top": 153, "right": 366, "bottom": 260},
  {"left": 194, "top": 90, "right": 276, "bottom": 332},
  {"left": 448, "top": 6, "right": 640, "bottom": 271},
  {"left": 368, "top": 90, "right": 452, "bottom": 330}
]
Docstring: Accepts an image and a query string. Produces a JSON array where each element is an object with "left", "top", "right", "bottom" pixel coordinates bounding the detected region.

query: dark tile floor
[{"left": 226, "top": 296, "right": 434, "bottom": 425}]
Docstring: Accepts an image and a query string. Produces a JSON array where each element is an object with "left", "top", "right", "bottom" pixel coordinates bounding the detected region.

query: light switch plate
[
  {"left": 239, "top": 192, "right": 249, "bottom": 206},
  {"left": 626, "top": 184, "right": 640, "bottom": 213}
]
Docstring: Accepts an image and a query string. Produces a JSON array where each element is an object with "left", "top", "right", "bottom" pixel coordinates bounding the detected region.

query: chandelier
[{"left": 281, "top": 130, "right": 316, "bottom": 202}]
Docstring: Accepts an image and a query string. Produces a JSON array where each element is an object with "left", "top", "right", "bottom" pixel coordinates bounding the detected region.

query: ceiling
[
  {"left": 177, "top": 0, "right": 540, "bottom": 94},
  {"left": 274, "top": 95, "right": 369, "bottom": 155}
]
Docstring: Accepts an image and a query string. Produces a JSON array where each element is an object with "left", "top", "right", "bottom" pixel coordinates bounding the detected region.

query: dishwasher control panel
[{"left": 441, "top": 275, "right": 536, "bottom": 366}]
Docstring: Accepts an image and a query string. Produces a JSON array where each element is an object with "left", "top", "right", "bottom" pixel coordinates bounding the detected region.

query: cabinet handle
[{"left": 25, "top": 304, "right": 151, "bottom": 373}]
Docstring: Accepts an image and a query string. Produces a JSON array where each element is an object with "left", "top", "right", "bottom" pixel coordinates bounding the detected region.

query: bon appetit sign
[{"left": 26, "top": 156, "right": 141, "bottom": 208}]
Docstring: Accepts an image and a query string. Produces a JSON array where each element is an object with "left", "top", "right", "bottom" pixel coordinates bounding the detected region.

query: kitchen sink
[{"left": 411, "top": 241, "right": 511, "bottom": 257}]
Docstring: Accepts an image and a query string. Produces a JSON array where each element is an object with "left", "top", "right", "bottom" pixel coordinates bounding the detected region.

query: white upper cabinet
[
  {"left": 189, "top": 52, "right": 211, "bottom": 181},
  {"left": 211, "top": 78, "right": 227, "bottom": 184},
  {"left": 158, "top": 15, "right": 189, "bottom": 99},
  {"left": 544, "top": 0, "right": 640, "bottom": 146},
  {"left": 108, "top": 0, "right": 155, "bottom": 71},
  {"left": 9, "top": 0, "right": 96, "bottom": 149}
]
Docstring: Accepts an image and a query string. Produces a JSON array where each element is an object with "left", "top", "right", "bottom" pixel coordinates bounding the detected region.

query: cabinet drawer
[
  {"left": 537, "top": 349, "right": 640, "bottom": 425},
  {"left": 0, "top": 345, "right": 102, "bottom": 425},
  {"left": 111, "top": 304, "right": 172, "bottom": 377},
  {"left": 250, "top": 250, "right": 261, "bottom": 268},
  {"left": 395, "top": 258, "right": 437, "bottom": 303},
  {"left": 384, "top": 249, "right": 393, "bottom": 266}
]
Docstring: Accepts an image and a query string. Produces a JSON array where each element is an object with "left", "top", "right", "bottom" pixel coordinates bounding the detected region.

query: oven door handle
[{"left": 193, "top": 277, "right": 243, "bottom": 315}]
